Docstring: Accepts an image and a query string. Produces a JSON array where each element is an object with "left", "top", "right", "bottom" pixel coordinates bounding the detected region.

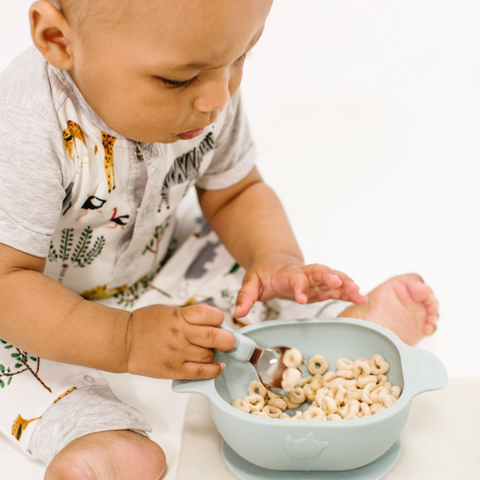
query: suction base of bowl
[{"left": 221, "top": 435, "right": 402, "bottom": 480}]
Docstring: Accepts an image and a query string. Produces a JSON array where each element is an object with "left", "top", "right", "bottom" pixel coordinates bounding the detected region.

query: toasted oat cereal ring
[
  {"left": 355, "top": 357, "right": 369, "bottom": 363},
  {"left": 381, "top": 394, "right": 397, "bottom": 408},
  {"left": 357, "top": 375, "right": 378, "bottom": 389},
  {"left": 357, "top": 412, "right": 364, "bottom": 418},
  {"left": 327, "top": 414, "right": 342, "bottom": 421},
  {"left": 352, "top": 360, "right": 372, "bottom": 378},
  {"left": 376, "top": 374, "right": 388, "bottom": 384},
  {"left": 281, "top": 368, "right": 302, "bottom": 392},
  {"left": 360, "top": 402, "right": 372, "bottom": 416},
  {"left": 245, "top": 394, "right": 265, "bottom": 412},
  {"left": 262, "top": 405, "right": 283, "bottom": 418},
  {"left": 308, "top": 355, "right": 329, "bottom": 375},
  {"left": 345, "top": 386, "right": 363, "bottom": 402},
  {"left": 266, "top": 389, "right": 281, "bottom": 399},
  {"left": 303, "top": 384, "right": 317, "bottom": 402},
  {"left": 283, "top": 348, "right": 304, "bottom": 369},
  {"left": 328, "top": 385, "right": 346, "bottom": 405},
  {"left": 267, "top": 397, "right": 287, "bottom": 411},
  {"left": 287, "top": 386, "right": 306, "bottom": 404},
  {"left": 370, "top": 403, "right": 387, "bottom": 415},
  {"left": 342, "top": 399, "right": 360, "bottom": 417},
  {"left": 303, "top": 407, "right": 326, "bottom": 421},
  {"left": 336, "top": 369, "right": 354, "bottom": 379},
  {"left": 251, "top": 411, "right": 270, "bottom": 418},
  {"left": 341, "top": 379, "right": 358, "bottom": 389},
  {"left": 370, "top": 355, "right": 389, "bottom": 375},
  {"left": 322, "top": 371, "right": 337, "bottom": 384},
  {"left": 336, "top": 357, "right": 354, "bottom": 371},
  {"left": 391, "top": 386, "right": 401, "bottom": 399},
  {"left": 232, "top": 398, "right": 250, "bottom": 413},
  {"left": 309, "top": 375, "right": 324, "bottom": 390},
  {"left": 320, "top": 395, "right": 338, "bottom": 415},
  {"left": 314, "top": 387, "right": 330, "bottom": 404},
  {"left": 248, "top": 380, "right": 267, "bottom": 398},
  {"left": 370, "top": 386, "right": 389, "bottom": 404},
  {"left": 298, "top": 376, "right": 313, "bottom": 387},
  {"left": 292, "top": 411, "right": 304, "bottom": 420},
  {"left": 279, "top": 412, "right": 292, "bottom": 419},
  {"left": 283, "top": 396, "right": 302, "bottom": 410},
  {"left": 360, "top": 383, "right": 377, "bottom": 405}
]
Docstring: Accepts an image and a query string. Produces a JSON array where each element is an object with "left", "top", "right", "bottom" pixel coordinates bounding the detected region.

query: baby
[{"left": 0, "top": 0, "right": 438, "bottom": 478}]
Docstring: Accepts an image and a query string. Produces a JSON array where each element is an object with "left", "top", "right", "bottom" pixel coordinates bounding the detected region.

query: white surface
[
  {"left": 0, "top": 0, "right": 478, "bottom": 478},
  {"left": 176, "top": 379, "right": 480, "bottom": 479}
]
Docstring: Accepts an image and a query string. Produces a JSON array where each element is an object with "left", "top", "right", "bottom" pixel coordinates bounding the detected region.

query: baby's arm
[
  {"left": 197, "top": 167, "right": 367, "bottom": 317},
  {"left": 0, "top": 242, "right": 234, "bottom": 379}
]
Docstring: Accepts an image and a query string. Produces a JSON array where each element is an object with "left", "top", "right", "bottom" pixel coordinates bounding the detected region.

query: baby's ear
[{"left": 29, "top": 0, "right": 75, "bottom": 70}]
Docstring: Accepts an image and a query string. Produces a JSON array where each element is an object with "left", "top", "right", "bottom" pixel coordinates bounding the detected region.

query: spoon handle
[{"left": 219, "top": 322, "right": 257, "bottom": 363}]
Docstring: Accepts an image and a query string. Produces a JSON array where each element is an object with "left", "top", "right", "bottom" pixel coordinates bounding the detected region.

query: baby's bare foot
[
  {"left": 340, "top": 274, "right": 439, "bottom": 346},
  {"left": 44, "top": 430, "right": 166, "bottom": 480}
]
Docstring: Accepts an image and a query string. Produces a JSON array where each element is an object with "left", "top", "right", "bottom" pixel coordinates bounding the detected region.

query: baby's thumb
[{"left": 234, "top": 278, "right": 260, "bottom": 318}]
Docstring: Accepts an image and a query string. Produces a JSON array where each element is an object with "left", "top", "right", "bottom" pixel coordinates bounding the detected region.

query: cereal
[
  {"left": 245, "top": 394, "right": 265, "bottom": 411},
  {"left": 303, "top": 406, "right": 326, "bottom": 421},
  {"left": 352, "top": 359, "right": 372, "bottom": 378},
  {"left": 283, "top": 348, "right": 304, "bottom": 368},
  {"left": 336, "top": 357, "right": 354, "bottom": 371},
  {"left": 234, "top": 353, "right": 401, "bottom": 421},
  {"left": 248, "top": 380, "right": 267, "bottom": 398},
  {"left": 370, "top": 355, "right": 389, "bottom": 375},
  {"left": 232, "top": 398, "right": 250, "bottom": 413},
  {"left": 308, "top": 355, "right": 329, "bottom": 375},
  {"left": 281, "top": 368, "right": 302, "bottom": 392},
  {"left": 262, "top": 405, "right": 283, "bottom": 418},
  {"left": 267, "top": 397, "right": 287, "bottom": 411}
]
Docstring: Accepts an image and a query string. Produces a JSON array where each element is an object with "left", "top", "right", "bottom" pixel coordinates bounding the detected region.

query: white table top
[{"left": 175, "top": 378, "right": 480, "bottom": 479}]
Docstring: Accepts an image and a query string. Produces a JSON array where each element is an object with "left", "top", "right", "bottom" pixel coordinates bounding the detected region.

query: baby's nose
[{"left": 193, "top": 75, "right": 230, "bottom": 113}]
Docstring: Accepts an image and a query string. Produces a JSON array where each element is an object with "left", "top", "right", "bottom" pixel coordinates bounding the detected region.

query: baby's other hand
[
  {"left": 125, "top": 304, "right": 236, "bottom": 380},
  {"left": 234, "top": 254, "right": 368, "bottom": 318}
]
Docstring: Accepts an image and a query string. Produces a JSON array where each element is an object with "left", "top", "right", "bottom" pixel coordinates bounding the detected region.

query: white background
[{"left": 0, "top": 0, "right": 479, "bottom": 477}]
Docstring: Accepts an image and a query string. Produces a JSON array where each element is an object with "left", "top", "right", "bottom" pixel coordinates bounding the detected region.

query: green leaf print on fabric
[
  {"left": 48, "top": 243, "right": 58, "bottom": 262},
  {"left": 49, "top": 227, "right": 106, "bottom": 281},
  {"left": 0, "top": 340, "right": 51, "bottom": 392}
]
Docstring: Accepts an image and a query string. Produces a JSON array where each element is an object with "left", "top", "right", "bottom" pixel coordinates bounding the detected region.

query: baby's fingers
[
  {"left": 186, "top": 324, "right": 236, "bottom": 352},
  {"left": 234, "top": 276, "right": 261, "bottom": 318},
  {"left": 180, "top": 361, "right": 225, "bottom": 380},
  {"left": 302, "top": 264, "right": 343, "bottom": 288}
]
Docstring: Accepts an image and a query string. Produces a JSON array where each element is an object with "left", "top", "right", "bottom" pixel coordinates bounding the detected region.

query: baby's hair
[{"left": 44, "top": 0, "right": 136, "bottom": 41}]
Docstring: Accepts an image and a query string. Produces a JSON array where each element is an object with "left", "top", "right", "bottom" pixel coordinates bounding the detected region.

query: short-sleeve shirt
[{"left": 0, "top": 47, "right": 256, "bottom": 299}]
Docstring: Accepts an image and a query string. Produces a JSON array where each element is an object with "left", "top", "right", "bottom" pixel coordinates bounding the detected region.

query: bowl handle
[
  {"left": 172, "top": 378, "right": 218, "bottom": 400},
  {"left": 402, "top": 346, "right": 448, "bottom": 398}
]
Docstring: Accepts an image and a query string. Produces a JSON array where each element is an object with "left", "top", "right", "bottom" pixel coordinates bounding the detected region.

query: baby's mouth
[{"left": 177, "top": 127, "right": 205, "bottom": 140}]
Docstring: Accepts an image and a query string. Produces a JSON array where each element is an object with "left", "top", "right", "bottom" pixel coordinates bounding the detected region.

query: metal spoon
[{"left": 219, "top": 322, "right": 293, "bottom": 396}]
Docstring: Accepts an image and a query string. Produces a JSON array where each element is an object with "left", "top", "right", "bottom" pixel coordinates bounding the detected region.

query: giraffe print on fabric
[
  {"left": 101, "top": 132, "right": 117, "bottom": 193},
  {"left": 63, "top": 120, "right": 87, "bottom": 161}
]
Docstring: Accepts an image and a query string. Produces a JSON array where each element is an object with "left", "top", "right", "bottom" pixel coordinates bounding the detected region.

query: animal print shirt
[{"left": 0, "top": 47, "right": 256, "bottom": 299}]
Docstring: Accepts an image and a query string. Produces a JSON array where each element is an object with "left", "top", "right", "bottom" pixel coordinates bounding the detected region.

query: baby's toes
[
  {"left": 422, "top": 297, "right": 439, "bottom": 335},
  {"left": 404, "top": 273, "right": 433, "bottom": 303}
]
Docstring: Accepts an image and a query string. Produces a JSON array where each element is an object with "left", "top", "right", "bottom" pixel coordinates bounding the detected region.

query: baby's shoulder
[{"left": 0, "top": 46, "right": 63, "bottom": 130}]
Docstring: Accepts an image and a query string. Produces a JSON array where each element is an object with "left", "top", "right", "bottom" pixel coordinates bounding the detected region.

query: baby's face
[{"left": 67, "top": 0, "right": 272, "bottom": 143}]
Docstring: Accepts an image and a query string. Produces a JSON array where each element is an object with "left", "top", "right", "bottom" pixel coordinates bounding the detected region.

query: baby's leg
[
  {"left": 0, "top": 347, "right": 164, "bottom": 480},
  {"left": 45, "top": 429, "right": 165, "bottom": 480}
]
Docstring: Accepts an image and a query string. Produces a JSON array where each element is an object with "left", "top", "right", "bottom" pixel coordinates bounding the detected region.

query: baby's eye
[{"left": 156, "top": 76, "right": 199, "bottom": 89}]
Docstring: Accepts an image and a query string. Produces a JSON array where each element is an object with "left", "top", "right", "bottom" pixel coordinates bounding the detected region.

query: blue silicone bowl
[{"left": 173, "top": 318, "right": 447, "bottom": 471}]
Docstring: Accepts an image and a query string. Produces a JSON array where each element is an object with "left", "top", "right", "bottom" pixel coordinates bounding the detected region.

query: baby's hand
[
  {"left": 234, "top": 254, "right": 368, "bottom": 318},
  {"left": 125, "top": 304, "right": 236, "bottom": 379}
]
